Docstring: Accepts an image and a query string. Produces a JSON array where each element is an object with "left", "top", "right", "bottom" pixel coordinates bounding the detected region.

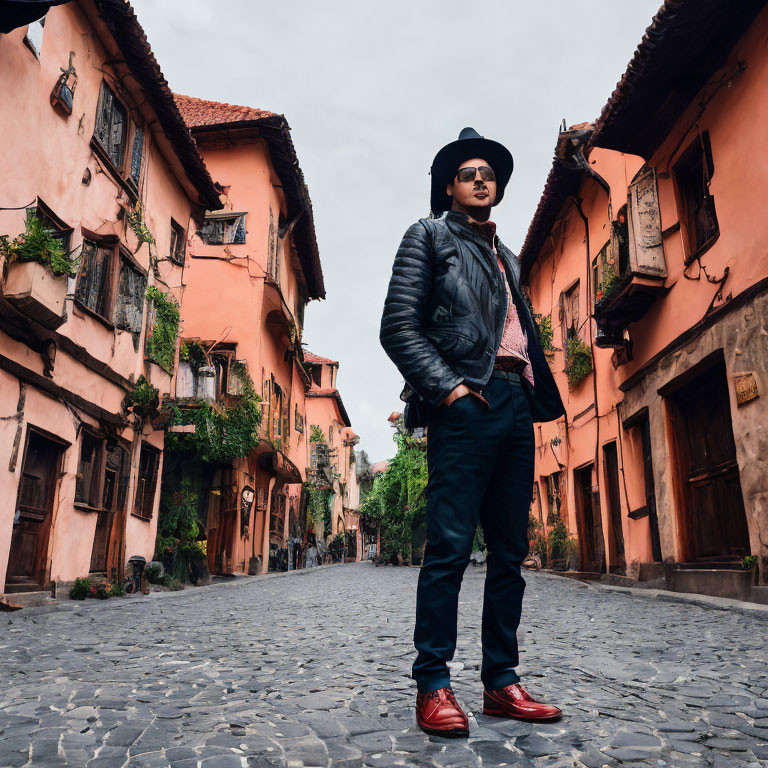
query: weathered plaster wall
[
  {"left": 622, "top": 290, "right": 768, "bottom": 573},
  {"left": 0, "top": 4, "right": 194, "bottom": 592}
]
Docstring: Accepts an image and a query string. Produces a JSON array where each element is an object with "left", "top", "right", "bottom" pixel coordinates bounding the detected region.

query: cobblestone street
[{"left": 2, "top": 563, "right": 768, "bottom": 768}]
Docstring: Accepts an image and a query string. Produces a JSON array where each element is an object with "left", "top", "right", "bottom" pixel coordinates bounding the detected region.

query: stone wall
[{"left": 622, "top": 287, "right": 768, "bottom": 581}]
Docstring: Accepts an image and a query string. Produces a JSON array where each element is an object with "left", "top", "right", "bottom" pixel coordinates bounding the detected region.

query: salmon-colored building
[
  {"left": 169, "top": 94, "right": 329, "bottom": 575},
  {"left": 303, "top": 352, "right": 363, "bottom": 561},
  {"left": 521, "top": 0, "right": 768, "bottom": 601},
  {"left": 0, "top": 1, "right": 220, "bottom": 597}
]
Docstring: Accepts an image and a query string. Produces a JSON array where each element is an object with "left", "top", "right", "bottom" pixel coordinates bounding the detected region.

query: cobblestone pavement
[{"left": 2, "top": 564, "right": 768, "bottom": 768}]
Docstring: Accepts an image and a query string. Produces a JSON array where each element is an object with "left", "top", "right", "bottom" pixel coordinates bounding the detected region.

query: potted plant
[
  {"left": 1, "top": 210, "right": 79, "bottom": 328},
  {"left": 548, "top": 519, "right": 577, "bottom": 571},
  {"left": 565, "top": 336, "right": 593, "bottom": 388}
]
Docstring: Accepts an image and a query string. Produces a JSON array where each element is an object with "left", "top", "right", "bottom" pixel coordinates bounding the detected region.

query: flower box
[{"left": 4, "top": 260, "right": 67, "bottom": 329}]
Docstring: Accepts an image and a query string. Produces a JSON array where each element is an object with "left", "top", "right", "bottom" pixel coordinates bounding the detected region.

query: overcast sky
[{"left": 133, "top": 0, "right": 661, "bottom": 462}]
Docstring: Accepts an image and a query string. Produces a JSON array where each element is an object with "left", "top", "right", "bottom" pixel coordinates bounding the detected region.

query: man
[{"left": 380, "top": 128, "right": 566, "bottom": 737}]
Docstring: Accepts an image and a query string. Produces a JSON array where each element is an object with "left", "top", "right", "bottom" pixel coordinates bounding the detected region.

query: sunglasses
[{"left": 455, "top": 165, "right": 496, "bottom": 183}]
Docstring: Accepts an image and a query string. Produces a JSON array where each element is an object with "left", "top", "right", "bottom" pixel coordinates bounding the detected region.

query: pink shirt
[{"left": 495, "top": 256, "right": 534, "bottom": 386}]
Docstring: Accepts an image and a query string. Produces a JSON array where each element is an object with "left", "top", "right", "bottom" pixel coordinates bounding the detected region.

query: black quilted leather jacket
[{"left": 380, "top": 211, "right": 565, "bottom": 424}]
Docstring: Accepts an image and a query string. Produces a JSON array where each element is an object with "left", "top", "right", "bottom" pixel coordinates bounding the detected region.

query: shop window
[
  {"left": 169, "top": 218, "right": 186, "bottom": 265},
  {"left": 674, "top": 131, "right": 719, "bottom": 260},
  {"left": 270, "top": 491, "right": 286, "bottom": 536},
  {"left": 197, "top": 212, "right": 247, "bottom": 245},
  {"left": 134, "top": 444, "right": 160, "bottom": 520},
  {"left": 94, "top": 81, "right": 127, "bottom": 169},
  {"left": 560, "top": 281, "right": 580, "bottom": 345},
  {"left": 75, "top": 431, "right": 104, "bottom": 508}
]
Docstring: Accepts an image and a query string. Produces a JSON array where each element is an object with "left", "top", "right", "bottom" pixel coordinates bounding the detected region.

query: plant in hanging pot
[
  {"left": 123, "top": 375, "right": 160, "bottom": 422},
  {"left": 1, "top": 210, "right": 79, "bottom": 328},
  {"left": 564, "top": 335, "right": 593, "bottom": 388}
]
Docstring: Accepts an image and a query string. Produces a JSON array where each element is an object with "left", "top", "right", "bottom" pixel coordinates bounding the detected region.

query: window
[
  {"left": 76, "top": 241, "right": 113, "bottom": 319},
  {"left": 267, "top": 210, "right": 279, "bottom": 282},
  {"left": 24, "top": 17, "right": 45, "bottom": 57},
  {"left": 134, "top": 444, "right": 160, "bottom": 520},
  {"left": 75, "top": 239, "right": 147, "bottom": 328},
  {"left": 32, "top": 200, "right": 72, "bottom": 253},
  {"left": 546, "top": 472, "right": 563, "bottom": 524},
  {"left": 169, "top": 219, "right": 186, "bottom": 265},
  {"left": 94, "top": 82, "right": 128, "bottom": 169},
  {"left": 674, "top": 131, "right": 719, "bottom": 259},
  {"left": 271, "top": 379, "right": 283, "bottom": 440},
  {"left": 75, "top": 431, "right": 104, "bottom": 508},
  {"left": 197, "top": 212, "right": 247, "bottom": 245},
  {"left": 176, "top": 346, "right": 234, "bottom": 400},
  {"left": 128, "top": 126, "right": 144, "bottom": 190},
  {"left": 560, "top": 281, "right": 580, "bottom": 345},
  {"left": 270, "top": 491, "right": 286, "bottom": 536},
  {"left": 592, "top": 207, "right": 629, "bottom": 309}
]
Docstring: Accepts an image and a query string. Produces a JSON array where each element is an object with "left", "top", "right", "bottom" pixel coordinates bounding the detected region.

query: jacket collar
[{"left": 444, "top": 211, "right": 523, "bottom": 293}]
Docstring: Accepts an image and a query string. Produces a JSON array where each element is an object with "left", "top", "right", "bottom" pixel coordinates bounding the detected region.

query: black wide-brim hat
[{"left": 430, "top": 127, "right": 514, "bottom": 214}]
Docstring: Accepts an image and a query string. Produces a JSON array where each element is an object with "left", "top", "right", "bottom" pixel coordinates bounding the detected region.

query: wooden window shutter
[{"left": 627, "top": 167, "right": 667, "bottom": 278}]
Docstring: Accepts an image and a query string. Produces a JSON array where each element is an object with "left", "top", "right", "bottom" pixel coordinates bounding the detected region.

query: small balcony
[{"left": 592, "top": 197, "right": 668, "bottom": 347}]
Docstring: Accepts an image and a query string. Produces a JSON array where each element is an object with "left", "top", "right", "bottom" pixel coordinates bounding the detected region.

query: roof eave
[
  {"left": 591, "top": 0, "right": 766, "bottom": 158},
  {"left": 92, "top": 0, "right": 222, "bottom": 210},
  {"left": 191, "top": 115, "right": 325, "bottom": 300}
]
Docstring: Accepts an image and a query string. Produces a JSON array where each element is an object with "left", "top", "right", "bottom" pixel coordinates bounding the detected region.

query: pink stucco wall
[
  {"left": 0, "top": 4, "right": 200, "bottom": 592},
  {"left": 525, "top": 5, "right": 768, "bottom": 577}
]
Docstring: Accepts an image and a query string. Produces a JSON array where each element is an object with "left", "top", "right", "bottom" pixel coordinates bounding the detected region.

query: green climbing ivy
[
  {"left": 564, "top": 335, "right": 593, "bottom": 387},
  {"left": 125, "top": 202, "right": 156, "bottom": 246},
  {"left": 303, "top": 482, "right": 331, "bottom": 527},
  {"left": 309, "top": 425, "right": 326, "bottom": 444},
  {"left": 123, "top": 374, "right": 160, "bottom": 420},
  {"left": 145, "top": 285, "right": 180, "bottom": 373},
  {"left": 0, "top": 209, "right": 79, "bottom": 277},
  {"left": 533, "top": 313, "right": 554, "bottom": 351},
  {"left": 166, "top": 364, "right": 262, "bottom": 463}
]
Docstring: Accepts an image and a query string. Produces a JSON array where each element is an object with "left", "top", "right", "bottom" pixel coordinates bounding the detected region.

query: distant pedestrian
[{"left": 380, "top": 128, "right": 566, "bottom": 737}]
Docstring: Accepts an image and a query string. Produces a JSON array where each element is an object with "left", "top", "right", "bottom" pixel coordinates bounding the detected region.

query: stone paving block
[{"left": 4, "top": 567, "right": 768, "bottom": 768}]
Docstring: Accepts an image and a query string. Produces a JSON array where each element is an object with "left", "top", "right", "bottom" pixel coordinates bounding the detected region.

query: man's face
[{"left": 446, "top": 157, "right": 497, "bottom": 213}]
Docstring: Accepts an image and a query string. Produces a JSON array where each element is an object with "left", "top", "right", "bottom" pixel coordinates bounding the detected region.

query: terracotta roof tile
[
  {"left": 303, "top": 351, "right": 339, "bottom": 365},
  {"left": 174, "top": 93, "right": 277, "bottom": 128}
]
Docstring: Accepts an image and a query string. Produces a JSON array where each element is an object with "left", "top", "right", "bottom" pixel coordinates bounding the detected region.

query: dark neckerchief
[{"left": 467, "top": 219, "right": 497, "bottom": 248}]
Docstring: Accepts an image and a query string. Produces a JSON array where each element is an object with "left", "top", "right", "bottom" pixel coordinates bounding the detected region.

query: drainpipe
[
  {"left": 571, "top": 194, "right": 604, "bottom": 573},
  {"left": 260, "top": 475, "right": 277, "bottom": 574}
]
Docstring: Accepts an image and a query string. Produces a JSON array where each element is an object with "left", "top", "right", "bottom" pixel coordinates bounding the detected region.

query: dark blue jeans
[{"left": 413, "top": 371, "right": 534, "bottom": 694}]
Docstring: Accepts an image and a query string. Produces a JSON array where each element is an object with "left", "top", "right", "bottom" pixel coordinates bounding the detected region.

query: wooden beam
[
  {"left": 0, "top": 353, "right": 125, "bottom": 428},
  {"left": 0, "top": 298, "right": 132, "bottom": 391}
]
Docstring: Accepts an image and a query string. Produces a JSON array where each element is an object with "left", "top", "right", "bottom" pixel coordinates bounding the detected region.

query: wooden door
[
  {"left": 602, "top": 442, "right": 626, "bottom": 569},
  {"left": 670, "top": 362, "right": 749, "bottom": 560},
  {"left": 7, "top": 430, "right": 62, "bottom": 591},
  {"left": 639, "top": 416, "right": 662, "bottom": 562},
  {"left": 90, "top": 445, "right": 128, "bottom": 574},
  {"left": 574, "top": 464, "right": 605, "bottom": 573}
]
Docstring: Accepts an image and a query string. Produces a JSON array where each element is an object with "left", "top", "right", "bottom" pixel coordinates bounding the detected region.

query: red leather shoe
[
  {"left": 416, "top": 687, "right": 469, "bottom": 737},
  {"left": 483, "top": 684, "right": 562, "bottom": 722}
]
